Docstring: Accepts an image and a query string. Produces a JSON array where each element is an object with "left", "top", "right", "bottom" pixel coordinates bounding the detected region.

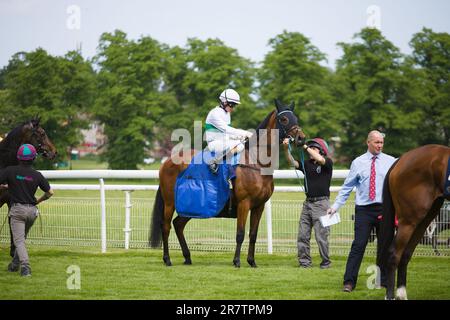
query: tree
[
  {"left": 409, "top": 28, "right": 450, "bottom": 146},
  {"left": 258, "top": 31, "right": 344, "bottom": 167},
  {"left": 335, "top": 28, "right": 424, "bottom": 159},
  {"left": 93, "top": 30, "right": 176, "bottom": 169},
  {"left": 0, "top": 48, "right": 96, "bottom": 168}
]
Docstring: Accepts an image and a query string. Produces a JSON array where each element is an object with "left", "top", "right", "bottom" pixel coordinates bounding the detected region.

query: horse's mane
[
  {"left": 0, "top": 125, "right": 22, "bottom": 148},
  {"left": 245, "top": 110, "right": 275, "bottom": 150},
  {"left": 0, "top": 119, "right": 38, "bottom": 149},
  {"left": 255, "top": 111, "right": 275, "bottom": 133}
]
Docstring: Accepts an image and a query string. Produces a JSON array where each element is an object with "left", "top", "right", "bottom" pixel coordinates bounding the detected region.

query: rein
[{"left": 288, "top": 141, "right": 309, "bottom": 193}]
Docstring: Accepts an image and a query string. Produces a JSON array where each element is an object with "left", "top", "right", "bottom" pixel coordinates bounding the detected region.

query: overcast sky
[{"left": 1, "top": 0, "right": 449, "bottom": 69}]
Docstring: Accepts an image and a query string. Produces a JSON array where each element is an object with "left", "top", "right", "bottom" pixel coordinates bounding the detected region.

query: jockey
[{"left": 205, "top": 88, "right": 253, "bottom": 173}]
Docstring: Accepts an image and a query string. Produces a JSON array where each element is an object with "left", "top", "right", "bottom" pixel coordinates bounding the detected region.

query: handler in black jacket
[{"left": 0, "top": 144, "right": 53, "bottom": 277}]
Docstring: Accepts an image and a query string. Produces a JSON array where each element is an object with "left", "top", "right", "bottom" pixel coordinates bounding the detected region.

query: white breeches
[{"left": 207, "top": 137, "right": 245, "bottom": 155}]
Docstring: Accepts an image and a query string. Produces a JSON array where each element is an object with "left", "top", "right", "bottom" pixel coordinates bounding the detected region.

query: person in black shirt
[
  {"left": 0, "top": 144, "right": 53, "bottom": 276},
  {"left": 283, "top": 138, "right": 333, "bottom": 268}
]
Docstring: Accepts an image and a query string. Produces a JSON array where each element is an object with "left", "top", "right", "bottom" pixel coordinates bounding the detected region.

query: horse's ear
[
  {"left": 274, "top": 99, "right": 281, "bottom": 111},
  {"left": 289, "top": 101, "right": 295, "bottom": 111},
  {"left": 30, "top": 115, "right": 40, "bottom": 128}
]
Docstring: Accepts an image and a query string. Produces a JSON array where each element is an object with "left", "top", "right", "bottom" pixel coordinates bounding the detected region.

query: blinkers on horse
[{"left": 274, "top": 99, "right": 305, "bottom": 147}]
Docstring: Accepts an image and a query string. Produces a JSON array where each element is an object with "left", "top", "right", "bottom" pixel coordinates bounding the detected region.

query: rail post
[
  {"left": 100, "top": 178, "right": 107, "bottom": 253},
  {"left": 124, "top": 190, "right": 133, "bottom": 250},
  {"left": 265, "top": 199, "right": 273, "bottom": 254}
]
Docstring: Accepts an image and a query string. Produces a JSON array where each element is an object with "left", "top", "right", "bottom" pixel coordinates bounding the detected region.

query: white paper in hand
[{"left": 320, "top": 212, "right": 341, "bottom": 227}]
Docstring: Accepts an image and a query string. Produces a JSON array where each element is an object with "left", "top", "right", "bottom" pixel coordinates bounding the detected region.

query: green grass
[{"left": 1, "top": 246, "right": 449, "bottom": 300}]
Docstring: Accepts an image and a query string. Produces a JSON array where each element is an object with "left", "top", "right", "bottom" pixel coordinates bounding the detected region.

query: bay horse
[
  {"left": 150, "top": 100, "right": 305, "bottom": 267},
  {"left": 377, "top": 144, "right": 450, "bottom": 300},
  {"left": 0, "top": 117, "right": 57, "bottom": 256}
]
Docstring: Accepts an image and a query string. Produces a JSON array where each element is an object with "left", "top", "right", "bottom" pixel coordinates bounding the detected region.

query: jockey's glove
[{"left": 244, "top": 131, "right": 253, "bottom": 139}]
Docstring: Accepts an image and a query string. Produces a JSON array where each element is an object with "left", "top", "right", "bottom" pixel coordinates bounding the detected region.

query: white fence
[{"left": 0, "top": 170, "right": 449, "bottom": 257}]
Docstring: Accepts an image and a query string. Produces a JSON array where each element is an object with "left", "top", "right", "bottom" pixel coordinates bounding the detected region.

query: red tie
[{"left": 369, "top": 156, "right": 377, "bottom": 201}]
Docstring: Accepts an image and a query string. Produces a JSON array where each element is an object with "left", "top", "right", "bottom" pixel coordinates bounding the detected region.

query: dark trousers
[{"left": 343, "top": 204, "right": 385, "bottom": 288}]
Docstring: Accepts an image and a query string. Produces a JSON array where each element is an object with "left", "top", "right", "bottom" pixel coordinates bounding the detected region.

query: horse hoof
[
  {"left": 163, "top": 257, "right": 172, "bottom": 266},
  {"left": 247, "top": 260, "right": 257, "bottom": 268},
  {"left": 395, "top": 286, "right": 408, "bottom": 300},
  {"left": 233, "top": 260, "right": 241, "bottom": 268},
  {"left": 184, "top": 259, "right": 192, "bottom": 265}
]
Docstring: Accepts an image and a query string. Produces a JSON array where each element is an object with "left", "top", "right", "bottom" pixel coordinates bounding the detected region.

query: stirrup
[{"left": 209, "top": 162, "right": 218, "bottom": 174}]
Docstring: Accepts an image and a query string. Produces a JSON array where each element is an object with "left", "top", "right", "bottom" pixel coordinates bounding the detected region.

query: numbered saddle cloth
[{"left": 175, "top": 151, "right": 240, "bottom": 218}]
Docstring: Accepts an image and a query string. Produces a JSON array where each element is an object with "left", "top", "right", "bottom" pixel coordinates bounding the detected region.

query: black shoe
[
  {"left": 7, "top": 262, "right": 19, "bottom": 272},
  {"left": 320, "top": 262, "right": 331, "bottom": 269},
  {"left": 209, "top": 162, "right": 218, "bottom": 174},
  {"left": 299, "top": 264, "right": 312, "bottom": 268},
  {"left": 21, "top": 266, "right": 32, "bottom": 277},
  {"left": 342, "top": 283, "right": 353, "bottom": 292}
]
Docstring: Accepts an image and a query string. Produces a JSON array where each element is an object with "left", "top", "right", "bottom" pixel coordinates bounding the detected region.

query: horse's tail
[
  {"left": 149, "top": 186, "right": 164, "bottom": 248},
  {"left": 377, "top": 160, "right": 399, "bottom": 270}
]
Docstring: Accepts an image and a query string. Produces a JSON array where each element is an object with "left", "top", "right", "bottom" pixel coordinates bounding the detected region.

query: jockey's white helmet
[{"left": 219, "top": 89, "right": 241, "bottom": 105}]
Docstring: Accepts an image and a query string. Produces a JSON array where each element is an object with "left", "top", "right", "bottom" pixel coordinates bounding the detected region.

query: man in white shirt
[{"left": 205, "top": 89, "right": 253, "bottom": 173}]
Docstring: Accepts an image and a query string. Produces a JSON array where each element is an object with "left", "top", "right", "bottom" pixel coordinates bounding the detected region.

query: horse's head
[
  {"left": 274, "top": 99, "right": 306, "bottom": 147},
  {"left": 21, "top": 118, "right": 57, "bottom": 160}
]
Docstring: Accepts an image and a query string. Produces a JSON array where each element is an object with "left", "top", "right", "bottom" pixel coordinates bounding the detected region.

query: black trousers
[{"left": 343, "top": 204, "right": 385, "bottom": 288}]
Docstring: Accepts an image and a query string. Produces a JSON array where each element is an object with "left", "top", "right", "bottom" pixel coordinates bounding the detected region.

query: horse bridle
[
  {"left": 30, "top": 127, "right": 48, "bottom": 156},
  {"left": 238, "top": 110, "right": 302, "bottom": 172},
  {"left": 275, "top": 110, "right": 301, "bottom": 143}
]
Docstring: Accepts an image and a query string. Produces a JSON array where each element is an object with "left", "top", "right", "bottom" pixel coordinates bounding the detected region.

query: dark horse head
[
  {"left": 274, "top": 99, "right": 306, "bottom": 147},
  {"left": 0, "top": 117, "right": 57, "bottom": 168}
]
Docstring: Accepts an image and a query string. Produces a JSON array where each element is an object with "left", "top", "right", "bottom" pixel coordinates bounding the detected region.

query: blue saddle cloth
[{"left": 175, "top": 151, "right": 240, "bottom": 218}]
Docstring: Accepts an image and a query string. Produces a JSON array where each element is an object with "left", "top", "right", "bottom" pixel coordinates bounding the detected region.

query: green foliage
[
  {"left": 93, "top": 30, "right": 172, "bottom": 169},
  {"left": 259, "top": 31, "right": 345, "bottom": 144},
  {"left": 410, "top": 28, "right": 450, "bottom": 146},
  {"left": 335, "top": 28, "right": 425, "bottom": 158},
  {"left": 0, "top": 49, "right": 96, "bottom": 168}
]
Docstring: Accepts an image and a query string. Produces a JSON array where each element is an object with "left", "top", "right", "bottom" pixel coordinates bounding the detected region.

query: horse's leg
[
  {"left": 173, "top": 216, "right": 192, "bottom": 265},
  {"left": 233, "top": 200, "right": 250, "bottom": 268},
  {"left": 385, "top": 215, "right": 416, "bottom": 300},
  {"left": 396, "top": 199, "right": 444, "bottom": 300},
  {"left": 247, "top": 204, "right": 265, "bottom": 268},
  {"left": 162, "top": 204, "right": 175, "bottom": 266}
]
